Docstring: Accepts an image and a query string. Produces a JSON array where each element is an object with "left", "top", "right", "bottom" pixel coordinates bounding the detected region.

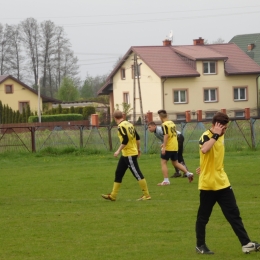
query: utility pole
[
  {"left": 133, "top": 54, "right": 137, "bottom": 124},
  {"left": 136, "top": 61, "right": 143, "bottom": 124},
  {"left": 133, "top": 54, "right": 144, "bottom": 124},
  {"left": 38, "top": 78, "right": 41, "bottom": 123}
]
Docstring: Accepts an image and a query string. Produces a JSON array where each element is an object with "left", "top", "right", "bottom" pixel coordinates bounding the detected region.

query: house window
[
  {"left": 205, "top": 112, "right": 216, "bottom": 119},
  {"left": 235, "top": 111, "right": 244, "bottom": 118},
  {"left": 121, "top": 68, "right": 126, "bottom": 80},
  {"left": 176, "top": 114, "right": 186, "bottom": 121},
  {"left": 19, "top": 102, "right": 29, "bottom": 113},
  {"left": 5, "top": 84, "right": 13, "bottom": 94},
  {"left": 173, "top": 90, "right": 187, "bottom": 103},
  {"left": 234, "top": 87, "right": 247, "bottom": 101},
  {"left": 203, "top": 61, "right": 216, "bottom": 74},
  {"left": 204, "top": 88, "right": 218, "bottom": 102},
  {"left": 123, "top": 92, "right": 130, "bottom": 104},
  {"left": 131, "top": 64, "right": 141, "bottom": 78}
]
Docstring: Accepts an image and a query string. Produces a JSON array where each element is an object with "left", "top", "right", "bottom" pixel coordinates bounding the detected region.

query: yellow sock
[
  {"left": 138, "top": 179, "right": 150, "bottom": 196},
  {"left": 111, "top": 182, "right": 121, "bottom": 199}
]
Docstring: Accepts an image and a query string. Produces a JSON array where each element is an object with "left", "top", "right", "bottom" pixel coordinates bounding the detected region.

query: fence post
[
  {"left": 31, "top": 127, "right": 36, "bottom": 152},
  {"left": 108, "top": 126, "right": 113, "bottom": 151},
  {"left": 245, "top": 108, "right": 250, "bottom": 119},
  {"left": 250, "top": 118, "right": 256, "bottom": 149},
  {"left": 197, "top": 110, "right": 202, "bottom": 121},
  {"left": 79, "top": 126, "right": 83, "bottom": 148},
  {"left": 185, "top": 111, "right": 191, "bottom": 122}
]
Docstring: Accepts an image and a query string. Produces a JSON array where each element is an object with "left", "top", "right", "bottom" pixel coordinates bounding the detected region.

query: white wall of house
[
  {"left": 0, "top": 78, "right": 42, "bottom": 113},
  {"left": 163, "top": 60, "right": 258, "bottom": 120},
  {"left": 113, "top": 53, "right": 162, "bottom": 120}
]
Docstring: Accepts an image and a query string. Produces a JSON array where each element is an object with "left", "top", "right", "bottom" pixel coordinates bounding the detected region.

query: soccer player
[
  {"left": 156, "top": 110, "right": 193, "bottom": 185},
  {"left": 147, "top": 121, "right": 189, "bottom": 178},
  {"left": 196, "top": 112, "right": 260, "bottom": 254},
  {"left": 101, "top": 110, "right": 151, "bottom": 201}
]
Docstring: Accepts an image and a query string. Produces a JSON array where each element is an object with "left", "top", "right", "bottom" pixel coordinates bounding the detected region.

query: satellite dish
[{"left": 166, "top": 30, "right": 173, "bottom": 41}]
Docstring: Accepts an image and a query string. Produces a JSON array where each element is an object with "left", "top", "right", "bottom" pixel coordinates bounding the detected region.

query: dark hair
[
  {"left": 157, "top": 109, "right": 167, "bottom": 114},
  {"left": 212, "top": 112, "right": 229, "bottom": 125},
  {"left": 147, "top": 121, "right": 156, "bottom": 126}
]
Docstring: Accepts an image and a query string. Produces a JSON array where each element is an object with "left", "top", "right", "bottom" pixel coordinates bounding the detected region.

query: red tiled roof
[
  {"left": 131, "top": 46, "right": 200, "bottom": 77},
  {"left": 208, "top": 43, "right": 260, "bottom": 75},
  {"left": 172, "top": 45, "right": 228, "bottom": 61}
]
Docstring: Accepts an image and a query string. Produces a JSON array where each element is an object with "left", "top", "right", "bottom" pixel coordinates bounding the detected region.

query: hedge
[{"left": 28, "top": 114, "right": 83, "bottom": 123}]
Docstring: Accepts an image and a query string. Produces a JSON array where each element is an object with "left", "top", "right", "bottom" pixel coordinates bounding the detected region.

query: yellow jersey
[
  {"left": 162, "top": 120, "right": 178, "bottom": 151},
  {"left": 199, "top": 130, "right": 230, "bottom": 191},
  {"left": 118, "top": 120, "right": 139, "bottom": 157}
]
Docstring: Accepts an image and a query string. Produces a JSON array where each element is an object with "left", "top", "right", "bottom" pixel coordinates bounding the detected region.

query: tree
[
  {"left": 80, "top": 74, "right": 107, "bottom": 99},
  {"left": 80, "top": 75, "right": 94, "bottom": 99},
  {"left": 40, "top": 20, "right": 57, "bottom": 96},
  {"left": 20, "top": 18, "right": 41, "bottom": 88},
  {"left": 0, "top": 24, "right": 11, "bottom": 75},
  {"left": 6, "top": 24, "right": 25, "bottom": 80},
  {"left": 57, "top": 77, "right": 79, "bottom": 101},
  {"left": 204, "top": 38, "right": 225, "bottom": 44}
]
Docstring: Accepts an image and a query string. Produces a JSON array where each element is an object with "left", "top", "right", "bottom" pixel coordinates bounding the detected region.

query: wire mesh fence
[{"left": 0, "top": 118, "right": 259, "bottom": 154}]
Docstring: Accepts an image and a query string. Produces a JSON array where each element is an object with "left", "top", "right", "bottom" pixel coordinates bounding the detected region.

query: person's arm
[
  {"left": 161, "top": 125, "right": 168, "bottom": 155},
  {"left": 200, "top": 123, "right": 224, "bottom": 154},
  {"left": 135, "top": 130, "right": 141, "bottom": 156},
  {"left": 114, "top": 126, "right": 128, "bottom": 157}
]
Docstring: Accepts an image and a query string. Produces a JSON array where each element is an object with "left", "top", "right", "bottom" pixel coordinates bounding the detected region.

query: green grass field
[{"left": 1, "top": 150, "right": 260, "bottom": 260}]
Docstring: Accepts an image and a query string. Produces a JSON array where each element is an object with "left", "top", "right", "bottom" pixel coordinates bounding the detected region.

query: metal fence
[{"left": 0, "top": 118, "right": 259, "bottom": 153}]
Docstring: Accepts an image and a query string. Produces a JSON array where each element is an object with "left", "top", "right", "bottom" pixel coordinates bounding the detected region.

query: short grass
[{"left": 1, "top": 150, "right": 260, "bottom": 260}]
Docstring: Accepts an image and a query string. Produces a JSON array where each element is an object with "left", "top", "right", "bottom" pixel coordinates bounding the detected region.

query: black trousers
[
  {"left": 196, "top": 186, "right": 250, "bottom": 247},
  {"left": 114, "top": 155, "right": 144, "bottom": 183},
  {"left": 177, "top": 134, "right": 184, "bottom": 162}
]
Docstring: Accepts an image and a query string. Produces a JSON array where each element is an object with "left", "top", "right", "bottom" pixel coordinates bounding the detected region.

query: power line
[
  {"left": 2, "top": 5, "right": 260, "bottom": 20},
  {"left": 60, "top": 10, "right": 260, "bottom": 27}
]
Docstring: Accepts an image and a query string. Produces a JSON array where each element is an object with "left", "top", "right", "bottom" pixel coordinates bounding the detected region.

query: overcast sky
[{"left": 2, "top": 0, "right": 260, "bottom": 80}]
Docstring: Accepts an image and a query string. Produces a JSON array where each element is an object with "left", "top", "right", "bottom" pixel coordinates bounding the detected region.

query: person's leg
[
  {"left": 217, "top": 187, "right": 251, "bottom": 246},
  {"left": 125, "top": 155, "right": 150, "bottom": 198},
  {"left": 196, "top": 190, "right": 216, "bottom": 247},
  {"left": 102, "top": 156, "right": 128, "bottom": 200}
]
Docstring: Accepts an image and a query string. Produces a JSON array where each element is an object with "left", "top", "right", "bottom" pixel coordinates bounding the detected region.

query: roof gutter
[{"left": 162, "top": 77, "right": 168, "bottom": 109}]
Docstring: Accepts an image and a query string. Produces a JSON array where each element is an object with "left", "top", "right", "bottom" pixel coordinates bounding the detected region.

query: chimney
[
  {"left": 193, "top": 37, "right": 204, "bottom": 45},
  {"left": 163, "top": 39, "right": 172, "bottom": 46},
  {"left": 247, "top": 43, "right": 255, "bottom": 51}
]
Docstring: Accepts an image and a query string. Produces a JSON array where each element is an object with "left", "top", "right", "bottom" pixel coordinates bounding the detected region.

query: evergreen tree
[{"left": 57, "top": 77, "right": 79, "bottom": 101}]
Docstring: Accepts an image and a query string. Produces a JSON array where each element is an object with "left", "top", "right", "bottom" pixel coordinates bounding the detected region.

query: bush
[
  {"left": 83, "top": 106, "right": 95, "bottom": 120},
  {"left": 28, "top": 114, "right": 83, "bottom": 122}
]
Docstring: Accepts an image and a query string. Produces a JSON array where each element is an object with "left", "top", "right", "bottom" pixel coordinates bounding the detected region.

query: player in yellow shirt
[
  {"left": 101, "top": 110, "right": 151, "bottom": 201},
  {"left": 196, "top": 112, "right": 260, "bottom": 254},
  {"left": 157, "top": 109, "right": 193, "bottom": 185}
]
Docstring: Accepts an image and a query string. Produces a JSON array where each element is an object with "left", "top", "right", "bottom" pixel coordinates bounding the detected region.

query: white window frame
[
  {"left": 234, "top": 87, "right": 247, "bottom": 101},
  {"left": 123, "top": 92, "right": 130, "bottom": 104},
  {"left": 235, "top": 111, "right": 245, "bottom": 118},
  {"left": 205, "top": 112, "right": 216, "bottom": 119},
  {"left": 132, "top": 64, "right": 141, "bottom": 78},
  {"left": 121, "top": 68, "right": 126, "bottom": 80},
  {"left": 203, "top": 61, "right": 216, "bottom": 74},
  {"left": 204, "top": 88, "right": 218, "bottom": 102},
  {"left": 173, "top": 89, "right": 187, "bottom": 104},
  {"left": 176, "top": 114, "right": 186, "bottom": 121}
]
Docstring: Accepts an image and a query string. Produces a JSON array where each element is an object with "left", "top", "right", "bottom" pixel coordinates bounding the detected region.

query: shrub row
[{"left": 28, "top": 114, "right": 83, "bottom": 122}]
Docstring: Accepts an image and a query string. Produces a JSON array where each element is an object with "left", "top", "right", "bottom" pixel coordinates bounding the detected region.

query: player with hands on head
[{"left": 195, "top": 112, "right": 260, "bottom": 254}]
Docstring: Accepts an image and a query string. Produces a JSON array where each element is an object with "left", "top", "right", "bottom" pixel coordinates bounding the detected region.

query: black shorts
[{"left": 161, "top": 151, "right": 178, "bottom": 161}]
